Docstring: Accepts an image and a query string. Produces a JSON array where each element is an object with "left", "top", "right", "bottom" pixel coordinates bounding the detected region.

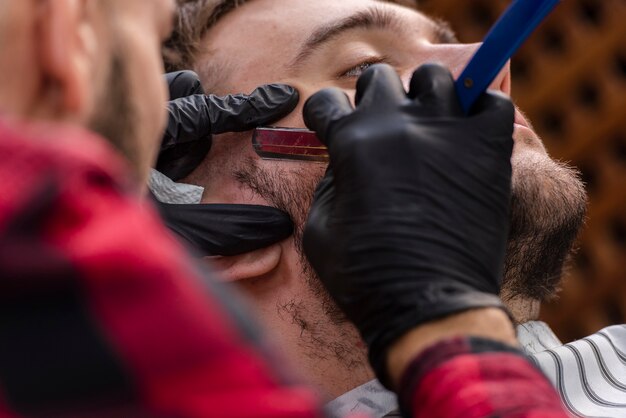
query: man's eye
[{"left": 339, "top": 59, "right": 386, "bottom": 79}]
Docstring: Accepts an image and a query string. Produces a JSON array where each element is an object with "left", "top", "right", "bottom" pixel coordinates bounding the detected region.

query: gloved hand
[
  {"left": 302, "top": 63, "right": 515, "bottom": 387},
  {"left": 154, "top": 71, "right": 298, "bottom": 257},
  {"left": 155, "top": 201, "right": 294, "bottom": 257},
  {"left": 159, "top": 71, "right": 300, "bottom": 181}
]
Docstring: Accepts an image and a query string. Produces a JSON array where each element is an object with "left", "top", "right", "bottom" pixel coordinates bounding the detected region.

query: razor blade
[{"left": 252, "top": 128, "right": 328, "bottom": 162}]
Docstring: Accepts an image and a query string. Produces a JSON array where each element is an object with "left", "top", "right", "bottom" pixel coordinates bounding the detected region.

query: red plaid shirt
[
  {"left": 0, "top": 117, "right": 568, "bottom": 418},
  {"left": 398, "top": 337, "right": 570, "bottom": 418}
]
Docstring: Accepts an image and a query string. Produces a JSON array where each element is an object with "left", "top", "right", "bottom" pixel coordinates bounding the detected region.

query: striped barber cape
[{"left": 521, "top": 322, "right": 626, "bottom": 417}]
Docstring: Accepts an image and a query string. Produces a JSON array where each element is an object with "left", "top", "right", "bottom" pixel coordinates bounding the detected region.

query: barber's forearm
[
  {"left": 386, "top": 308, "right": 517, "bottom": 388},
  {"left": 387, "top": 310, "right": 569, "bottom": 418}
]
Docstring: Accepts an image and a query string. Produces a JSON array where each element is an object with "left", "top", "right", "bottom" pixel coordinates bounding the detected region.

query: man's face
[
  {"left": 89, "top": 0, "right": 176, "bottom": 185},
  {"left": 192, "top": 0, "right": 586, "bottom": 301}
]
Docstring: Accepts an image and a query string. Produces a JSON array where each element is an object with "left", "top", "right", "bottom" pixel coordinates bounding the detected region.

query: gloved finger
[
  {"left": 408, "top": 63, "right": 463, "bottom": 116},
  {"left": 155, "top": 200, "right": 294, "bottom": 257},
  {"left": 159, "top": 94, "right": 214, "bottom": 181},
  {"left": 303, "top": 167, "right": 336, "bottom": 281},
  {"left": 471, "top": 90, "right": 515, "bottom": 119},
  {"left": 166, "top": 71, "right": 205, "bottom": 100},
  {"left": 303, "top": 88, "right": 354, "bottom": 148},
  {"left": 162, "top": 95, "right": 212, "bottom": 149},
  {"left": 355, "top": 64, "right": 407, "bottom": 108},
  {"left": 207, "top": 84, "right": 300, "bottom": 134},
  {"left": 471, "top": 90, "right": 515, "bottom": 141}
]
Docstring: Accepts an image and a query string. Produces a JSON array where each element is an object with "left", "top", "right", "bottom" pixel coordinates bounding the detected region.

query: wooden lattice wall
[{"left": 419, "top": 0, "right": 626, "bottom": 342}]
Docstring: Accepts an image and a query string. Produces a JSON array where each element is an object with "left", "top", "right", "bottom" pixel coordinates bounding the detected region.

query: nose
[{"left": 406, "top": 42, "right": 511, "bottom": 96}]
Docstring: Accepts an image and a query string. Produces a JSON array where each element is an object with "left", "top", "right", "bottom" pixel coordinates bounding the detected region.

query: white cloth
[
  {"left": 324, "top": 380, "right": 398, "bottom": 418},
  {"left": 526, "top": 322, "right": 626, "bottom": 418},
  {"left": 518, "top": 320, "right": 563, "bottom": 354},
  {"left": 325, "top": 321, "right": 626, "bottom": 418},
  {"left": 148, "top": 169, "right": 204, "bottom": 204}
]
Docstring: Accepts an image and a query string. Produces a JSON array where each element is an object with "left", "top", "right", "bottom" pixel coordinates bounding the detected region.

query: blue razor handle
[{"left": 455, "top": 0, "right": 561, "bottom": 113}]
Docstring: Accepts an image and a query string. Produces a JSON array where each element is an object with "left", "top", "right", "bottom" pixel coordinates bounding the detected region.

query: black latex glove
[
  {"left": 302, "top": 63, "right": 515, "bottom": 387},
  {"left": 155, "top": 201, "right": 293, "bottom": 257},
  {"left": 154, "top": 71, "right": 298, "bottom": 257},
  {"left": 158, "top": 71, "right": 300, "bottom": 181}
]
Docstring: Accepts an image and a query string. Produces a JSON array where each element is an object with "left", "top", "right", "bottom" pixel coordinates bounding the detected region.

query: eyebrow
[{"left": 288, "top": 5, "right": 458, "bottom": 70}]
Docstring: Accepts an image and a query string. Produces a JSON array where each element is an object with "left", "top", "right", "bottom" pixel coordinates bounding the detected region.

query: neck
[
  {"left": 258, "top": 290, "right": 374, "bottom": 399},
  {"left": 234, "top": 268, "right": 374, "bottom": 399},
  {"left": 293, "top": 325, "right": 374, "bottom": 400},
  {"left": 501, "top": 293, "right": 540, "bottom": 325}
]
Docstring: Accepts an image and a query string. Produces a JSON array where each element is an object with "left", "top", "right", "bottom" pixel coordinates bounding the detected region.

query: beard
[
  {"left": 232, "top": 145, "right": 587, "bottom": 356},
  {"left": 233, "top": 157, "right": 364, "bottom": 368},
  {"left": 233, "top": 158, "right": 344, "bottom": 321},
  {"left": 88, "top": 52, "right": 139, "bottom": 180},
  {"left": 502, "top": 151, "right": 587, "bottom": 301}
]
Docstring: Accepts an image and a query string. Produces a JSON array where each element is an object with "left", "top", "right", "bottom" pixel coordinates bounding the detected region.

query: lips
[
  {"left": 512, "top": 115, "right": 547, "bottom": 154},
  {"left": 514, "top": 110, "right": 531, "bottom": 129},
  {"left": 514, "top": 123, "right": 535, "bottom": 137}
]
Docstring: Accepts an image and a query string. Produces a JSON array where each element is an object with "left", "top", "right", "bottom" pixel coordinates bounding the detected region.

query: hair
[{"left": 163, "top": 0, "right": 419, "bottom": 72}]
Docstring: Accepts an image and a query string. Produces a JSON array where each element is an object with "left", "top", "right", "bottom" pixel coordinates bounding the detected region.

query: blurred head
[
  {"left": 165, "top": 0, "right": 587, "bottom": 397},
  {"left": 0, "top": 0, "right": 176, "bottom": 186}
]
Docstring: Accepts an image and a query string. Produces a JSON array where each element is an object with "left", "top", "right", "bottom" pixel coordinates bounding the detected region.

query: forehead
[{"left": 200, "top": 0, "right": 436, "bottom": 91}]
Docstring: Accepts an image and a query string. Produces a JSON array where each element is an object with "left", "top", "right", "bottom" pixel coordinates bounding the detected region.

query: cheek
[
  {"left": 272, "top": 82, "right": 358, "bottom": 129},
  {"left": 123, "top": 28, "right": 168, "bottom": 156},
  {"left": 118, "top": 21, "right": 166, "bottom": 114},
  {"left": 135, "top": 49, "right": 167, "bottom": 127}
]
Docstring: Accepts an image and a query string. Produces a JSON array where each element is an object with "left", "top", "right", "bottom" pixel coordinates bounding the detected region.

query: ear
[
  {"left": 37, "top": 0, "right": 98, "bottom": 120},
  {"left": 207, "top": 244, "right": 283, "bottom": 283}
]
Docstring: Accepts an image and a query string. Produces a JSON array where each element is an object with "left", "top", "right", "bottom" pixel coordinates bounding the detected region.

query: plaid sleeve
[
  {"left": 0, "top": 120, "right": 323, "bottom": 418},
  {"left": 398, "top": 336, "right": 570, "bottom": 418}
]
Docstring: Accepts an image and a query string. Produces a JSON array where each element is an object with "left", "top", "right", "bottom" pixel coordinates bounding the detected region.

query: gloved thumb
[
  {"left": 303, "top": 88, "right": 353, "bottom": 148},
  {"left": 167, "top": 71, "right": 205, "bottom": 100},
  {"left": 208, "top": 84, "right": 300, "bottom": 134},
  {"left": 408, "top": 64, "right": 463, "bottom": 116}
]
